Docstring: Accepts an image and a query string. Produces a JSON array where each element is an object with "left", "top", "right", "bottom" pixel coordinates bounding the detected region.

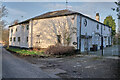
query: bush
[{"left": 45, "top": 45, "right": 75, "bottom": 55}]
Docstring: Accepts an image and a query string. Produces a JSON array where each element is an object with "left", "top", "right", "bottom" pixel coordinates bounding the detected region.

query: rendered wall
[
  {"left": 32, "top": 15, "right": 78, "bottom": 48},
  {"left": 9, "top": 23, "right": 29, "bottom": 48}
]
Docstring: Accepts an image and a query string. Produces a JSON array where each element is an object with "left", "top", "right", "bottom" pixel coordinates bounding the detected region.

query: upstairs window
[
  {"left": 26, "top": 25, "right": 29, "bottom": 30},
  {"left": 57, "top": 35, "right": 61, "bottom": 43},
  {"left": 18, "top": 37, "right": 20, "bottom": 42},
  {"left": 11, "top": 29, "right": 13, "bottom": 33},
  {"left": 16, "top": 28, "right": 17, "bottom": 32},
  {"left": 104, "top": 26, "right": 105, "bottom": 30},
  {"left": 14, "top": 37, "right": 16, "bottom": 42},
  {"left": 97, "top": 24, "right": 99, "bottom": 30},
  {"left": 22, "top": 25, "right": 24, "bottom": 30}
]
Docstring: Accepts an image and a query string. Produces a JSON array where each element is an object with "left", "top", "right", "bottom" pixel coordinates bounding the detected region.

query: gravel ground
[{"left": 21, "top": 55, "right": 120, "bottom": 78}]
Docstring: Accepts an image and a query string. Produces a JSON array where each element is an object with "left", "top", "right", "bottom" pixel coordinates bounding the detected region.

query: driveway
[
  {"left": 2, "top": 48, "right": 51, "bottom": 78},
  {"left": 23, "top": 55, "right": 120, "bottom": 78}
]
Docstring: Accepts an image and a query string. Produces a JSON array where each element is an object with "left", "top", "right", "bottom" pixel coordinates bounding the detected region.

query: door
[
  {"left": 108, "top": 37, "right": 110, "bottom": 46},
  {"left": 84, "top": 38, "right": 89, "bottom": 52}
]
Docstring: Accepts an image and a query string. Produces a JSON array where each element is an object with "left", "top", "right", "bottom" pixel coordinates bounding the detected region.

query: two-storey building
[{"left": 9, "top": 9, "right": 112, "bottom": 52}]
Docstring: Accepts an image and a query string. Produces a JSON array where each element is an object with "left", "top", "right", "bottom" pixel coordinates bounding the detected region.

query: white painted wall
[
  {"left": 77, "top": 15, "right": 112, "bottom": 52},
  {"left": 9, "top": 14, "right": 111, "bottom": 52},
  {"left": 9, "top": 23, "right": 29, "bottom": 48}
]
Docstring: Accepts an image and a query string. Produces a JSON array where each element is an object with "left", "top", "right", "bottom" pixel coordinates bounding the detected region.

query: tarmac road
[{"left": 2, "top": 48, "right": 50, "bottom": 78}]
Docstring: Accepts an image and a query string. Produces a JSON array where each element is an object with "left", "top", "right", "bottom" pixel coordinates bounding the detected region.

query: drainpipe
[
  {"left": 101, "top": 25, "right": 103, "bottom": 56},
  {"left": 79, "top": 14, "right": 82, "bottom": 53},
  {"left": 111, "top": 27, "right": 112, "bottom": 46}
]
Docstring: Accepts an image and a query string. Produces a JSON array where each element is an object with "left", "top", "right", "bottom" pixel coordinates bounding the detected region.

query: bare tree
[
  {"left": 0, "top": 4, "right": 8, "bottom": 45},
  {"left": 43, "top": 16, "right": 77, "bottom": 46}
]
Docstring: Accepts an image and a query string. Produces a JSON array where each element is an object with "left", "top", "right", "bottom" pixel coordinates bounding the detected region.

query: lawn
[{"left": 7, "top": 47, "right": 49, "bottom": 57}]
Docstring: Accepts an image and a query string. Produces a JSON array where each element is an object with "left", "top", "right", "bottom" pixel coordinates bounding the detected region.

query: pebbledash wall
[{"left": 9, "top": 10, "right": 112, "bottom": 52}]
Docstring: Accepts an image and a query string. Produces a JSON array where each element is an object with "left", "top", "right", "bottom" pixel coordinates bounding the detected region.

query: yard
[
  {"left": 22, "top": 54, "right": 120, "bottom": 78},
  {"left": 5, "top": 45, "right": 120, "bottom": 78}
]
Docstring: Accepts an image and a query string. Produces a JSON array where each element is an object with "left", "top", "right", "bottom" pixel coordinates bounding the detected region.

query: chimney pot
[{"left": 96, "top": 13, "right": 100, "bottom": 22}]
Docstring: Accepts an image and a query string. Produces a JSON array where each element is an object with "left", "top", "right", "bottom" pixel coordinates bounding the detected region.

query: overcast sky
[{"left": 2, "top": 2, "right": 118, "bottom": 31}]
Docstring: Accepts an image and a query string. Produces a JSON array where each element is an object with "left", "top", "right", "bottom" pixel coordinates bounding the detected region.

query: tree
[
  {"left": 2, "top": 29, "right": 9, "bottom": 45},
  {"left": 0, "top": 4, "right": 8, "bottom": 45},
  {"left": 112, "top": 1, "right": 120, "bottom": 19},
  {"left": 112, "top": 1, "right": 120, "bottom": 51},
  {"left": 103, "top": 16, "right": 116, "bottom": 36},
  {"left": 38, "top": 16, "right": 77, "bottom": 47}
]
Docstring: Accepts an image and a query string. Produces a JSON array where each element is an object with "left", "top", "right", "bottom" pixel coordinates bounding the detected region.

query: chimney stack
[{"left": 96, "top": 13, "right": 100, "bottom": 22}]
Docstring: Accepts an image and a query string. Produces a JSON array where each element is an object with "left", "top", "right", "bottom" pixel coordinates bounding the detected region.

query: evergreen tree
[{"left": 103, "top": 16, "right": 116, "bottom": 36}]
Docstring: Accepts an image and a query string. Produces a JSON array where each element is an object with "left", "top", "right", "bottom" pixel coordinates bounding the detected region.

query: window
[
  {"left": 10, "top": 37, "right": 12, "bottom": 41},
  {"left": 26, "top": 25, "right": 29, "bottom": 30},
  {"left": 104, "top": 26, "right": 105, "bottom": 30},
  {"left": 26, "top": 37, "right": 28, "bottom": 42},
  {"left": 97, "top": 24, "right": 99, "bottom": 30},
  {"left": 16, "top": 28, "right": 17, "bottom": 32},
  {"left": 22, "top": 25, "right": 24, "bottom": 30},
  {"left": 18, "top": 37, "right": 20, "bottom": 42},
  {"left": 14, "top": 37, "right": 16, "bottom": 42},
  {"left": 57, "top": 35, "right": 61, "bottom": 43},
  {"left": 11, "top": 29, "right": 13, "bottom": 33}
]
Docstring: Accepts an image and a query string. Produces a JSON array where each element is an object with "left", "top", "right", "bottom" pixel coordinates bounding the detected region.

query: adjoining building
[{"left": 9, "top": 9, "right": 112, "bottom": 52}]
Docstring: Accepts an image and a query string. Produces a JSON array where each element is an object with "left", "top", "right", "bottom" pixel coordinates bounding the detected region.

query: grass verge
[{"left": 6, "top": 47, "right": 49, "bottom": 57}]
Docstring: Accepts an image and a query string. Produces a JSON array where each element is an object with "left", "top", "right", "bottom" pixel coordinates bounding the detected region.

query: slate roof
[
  {"left": 34, "top": 9, "right": 78, "bottom": 19},
  {"left": 9, "top": 9, "right": 111, "bottom": 28}
]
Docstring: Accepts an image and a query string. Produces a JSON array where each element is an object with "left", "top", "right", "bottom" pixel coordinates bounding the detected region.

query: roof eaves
[
  {"left": 78, "top": 13, "right": 111, "bottom": 28},
  {"left": 9, "top": 10, "right": 111, "bottom": 28}
]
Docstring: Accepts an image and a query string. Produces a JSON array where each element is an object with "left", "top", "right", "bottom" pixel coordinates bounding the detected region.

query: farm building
[{"left": 9, "top": 9, "right": 112, "bottom": 52}]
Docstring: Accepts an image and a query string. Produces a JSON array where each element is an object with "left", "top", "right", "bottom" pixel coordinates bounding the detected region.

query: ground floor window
[
  {"left": 18, "top": 37, "right": 20, "bottom": 42},
  {"left": 14, "top": 37, "right": 16, "bottom": 42},
  {"left": 26, "top": 37, "right": 28, "bottom": 42},
  {"left": 57, "top": 35, "right": 61, "bottom": 43},
  {"left": 10, "top": 37, "right": 12, "bottom": 41}
]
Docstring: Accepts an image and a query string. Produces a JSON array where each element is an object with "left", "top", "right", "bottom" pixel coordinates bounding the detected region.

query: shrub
[
  {"left": 45, "top": 45, "right": 75, "bottom": 55},
  {"left": 33, "top": 47, "right": 41, "bottom": 51}
]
